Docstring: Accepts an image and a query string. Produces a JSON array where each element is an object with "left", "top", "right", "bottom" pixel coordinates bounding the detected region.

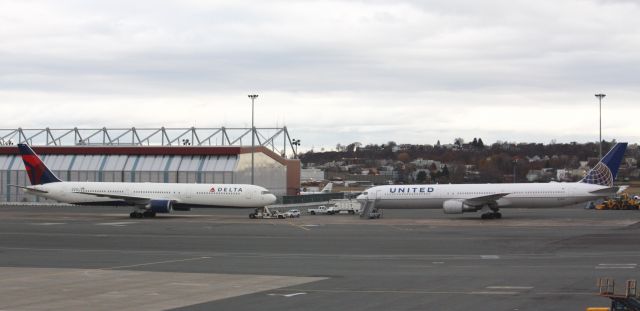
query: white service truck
[
  {"left": 308, "top": 200, "right": 362, "bottom": 215},
  {"left": 328, "top": 199, "right": 362, "bottom": 215},
  {"left": 307, "top": 205, "right": 331, "bottom": 215}
]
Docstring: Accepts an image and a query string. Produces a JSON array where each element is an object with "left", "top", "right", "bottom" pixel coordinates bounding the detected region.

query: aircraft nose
[
  {"left": 266, "top": 194, "right": 277, "bottom": 204},
  {"left": 356, "top": 194, "right": 367, "bottom": 202}
]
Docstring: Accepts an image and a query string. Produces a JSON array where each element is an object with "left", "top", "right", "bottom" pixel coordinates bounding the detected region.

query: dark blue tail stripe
[
  {"left": 580, "top": 143, "right": 627, "bottom": 186},
  {"left": 17, "top": 144, "right": 62, "bottom": 185}
]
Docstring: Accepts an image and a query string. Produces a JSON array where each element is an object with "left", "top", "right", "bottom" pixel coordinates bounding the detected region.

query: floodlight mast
[
  {"left": 248, "top": 94, "right": 259, "bottom": 185},
  {"left": 595, "top": 93, "right": 606, "bottom": 158}
]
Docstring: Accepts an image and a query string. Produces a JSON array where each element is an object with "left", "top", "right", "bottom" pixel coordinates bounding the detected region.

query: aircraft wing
[
  {"left": 75, "top": 191, "right": 152, "bottom": 205},
  {"left": 9, "top": 184, "right": 48, "bottom": 194},
  {"left": 463, "top": 193, "right": 510, "bottom": 207}
]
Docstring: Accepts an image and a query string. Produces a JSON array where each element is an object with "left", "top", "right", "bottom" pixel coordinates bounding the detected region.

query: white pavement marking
[
  {"left": 30, "top": 222, "right": 66, "bottom": 226},
  {"left": 96, "top": 222, "right": 138, "bottom": 226},
  {"left": 288, "top": 223, "right": 311, "bottom": 231},
  {"left": 268, "top": 292, "right": 307, "bottom": 298},
  {"left": 486, "top": 286, "right": 534, "bottom": 290},
  {"left": 596, "top": 263, "right": 637, "bottom": 269},
  {"left": 470, "top": 291, "right": 519, "bottom": 295},
  {"left": 480, "top": 255, "right": 500, "bottom": 259},
  {"left": 170, "top": 282, "right": 210, "bottom": 287}
]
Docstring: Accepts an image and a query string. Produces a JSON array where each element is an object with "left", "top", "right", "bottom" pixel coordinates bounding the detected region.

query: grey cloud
[{"left": 1, "top": 0, "right": 639, "bottom": 147}]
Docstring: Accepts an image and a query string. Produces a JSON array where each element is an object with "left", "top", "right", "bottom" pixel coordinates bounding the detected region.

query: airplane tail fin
[
  {"left": 321, "top": 182, "right": 333, "bottom": 193},
  {"left": 17, "top": 144, "right": 62, "bottom": 185},
  {"left": 579, "top": 142, "right": 627, "bottom": 186}
]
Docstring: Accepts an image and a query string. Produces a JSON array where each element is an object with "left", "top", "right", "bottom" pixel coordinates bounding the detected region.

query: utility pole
[
  {"left": 595, "top": 93, "right": 606, "bottom": 158},
  {"left": 248, "top": 94, "right": 258, "bottom": 185}
]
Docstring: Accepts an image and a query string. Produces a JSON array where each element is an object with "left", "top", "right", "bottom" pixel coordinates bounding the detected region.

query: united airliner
[
  {"left": 357, "top": 143, "right": 627, "bottom": 219},
  {"left": 13, "top": 144, "right": 277, "bottom": 218}
]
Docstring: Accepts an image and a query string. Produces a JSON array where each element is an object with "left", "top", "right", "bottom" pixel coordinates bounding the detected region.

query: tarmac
[{"left": 0, "top": 205, "right": 639, "bottom": 310}]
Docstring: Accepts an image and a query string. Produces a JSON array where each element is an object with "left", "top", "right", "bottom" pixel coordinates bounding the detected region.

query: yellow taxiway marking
[
  {"left": 102, "top": 256, "right": 212, "bottom": 270},
  {"left": 287, "top": 221, "right": 311, "bottom": 231}
]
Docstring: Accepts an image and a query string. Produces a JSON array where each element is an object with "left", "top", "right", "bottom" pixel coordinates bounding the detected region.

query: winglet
[
  {"left": 580, "top": 143, "right": 627, "bottom": 186},
  {"left": 17, "top": 144, "right": 62, "bottom": 185}
]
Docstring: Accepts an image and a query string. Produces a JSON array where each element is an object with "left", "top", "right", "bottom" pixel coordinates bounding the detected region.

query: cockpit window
[
  {"left": 363, "top": 192, "right": 368, "bottom": 195},
  {"left": 261, "top": 191, "right": 271, "bottom": 195}
]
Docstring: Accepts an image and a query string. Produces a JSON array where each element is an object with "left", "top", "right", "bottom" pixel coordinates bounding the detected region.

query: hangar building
[{"left": 0, "top": 127, "right": 301, "bottom": 202}]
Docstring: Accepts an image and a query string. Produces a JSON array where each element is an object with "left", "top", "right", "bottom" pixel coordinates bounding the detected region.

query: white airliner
[
  {"left": 14, "top": 144, "right": 277, "bottom": 218},
  {"left": 300, "top": 182, "right": 333, "bottom": 195},
  {"left": 357, "top": 143, "right": 627, "bottom": 219}
]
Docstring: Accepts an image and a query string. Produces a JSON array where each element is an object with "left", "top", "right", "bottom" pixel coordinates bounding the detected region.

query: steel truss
[{"left": 0, "top": 127, "right": 299, "bottom": 158}]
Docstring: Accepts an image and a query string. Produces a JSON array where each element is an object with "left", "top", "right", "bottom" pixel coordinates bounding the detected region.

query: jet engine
[
  {"left": 442, "top": 200, "right": 478, "bottom": 214},
  {"left": 147, "top": 199, "right": 173, "bottom": 213}
]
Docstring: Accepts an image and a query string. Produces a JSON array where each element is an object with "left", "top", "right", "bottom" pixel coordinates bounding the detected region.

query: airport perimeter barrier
[
  {"left": 0, "top": 202, "right": 74, "bottom": 207},
  {"left": 279, "top": 193, "right": 345, "bottom": 205}
]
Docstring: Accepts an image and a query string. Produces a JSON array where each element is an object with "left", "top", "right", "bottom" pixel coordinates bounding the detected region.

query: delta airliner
[{"left": 14, "top": 144, "right": 277, "bottom": 218}]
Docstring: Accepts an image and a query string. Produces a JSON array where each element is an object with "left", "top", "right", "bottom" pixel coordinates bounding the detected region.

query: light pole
[
  {"left": 292, "top": 139, "right": 300, "bottom": 159},
  {"left": 248, "top": 94, "right": 258, "bottom": 185},
  {"left": 595, "top": 93, "right": 606, "bottom": 158}
]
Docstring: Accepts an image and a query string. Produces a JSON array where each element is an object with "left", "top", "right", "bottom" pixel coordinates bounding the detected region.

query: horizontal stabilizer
[
  {"left": 617, "top": 185, "right": 629, "bottom": 194},
  {"left": 589, "top": 187, "right": 619, "bottom": 195},
  {"left": 464, "top": 193, "right": 510, "bottom": 207},
  {"left": 9, "top": 184, "right": 48, "bottom": 194}
]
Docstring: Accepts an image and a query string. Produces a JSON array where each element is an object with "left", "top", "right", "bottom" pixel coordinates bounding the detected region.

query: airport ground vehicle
[
  {"left": 363, "top": 208, "right": 382, "bottom": 219},
  {"left": 249, "top": 207, "right": 286, "bottom": 219},
  {"left": 308, "top": 205, "right": 331, "bottom": 215},
  {"left": 596, "top": 193, "right": 640, "bottom": 210},
  {"left": 590, "top": 278, "right": 640, "bottom": 310},
  {"left": 283, "top": 209, "right": 301, "bottom": 218},
  {"left": 327, "top": 199, "right": 361, "bottom": 215}
]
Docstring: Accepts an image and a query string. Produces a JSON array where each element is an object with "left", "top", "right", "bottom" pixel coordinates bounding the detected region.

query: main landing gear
[
  {"left": 129, "top": 210, "right": 156, "bottom": 218},
  {"left": 481, "top": 212, "right": 502, "bottom": 219},
  {"left": 479, "top": 205, "right": 502, "bottom": 219}
]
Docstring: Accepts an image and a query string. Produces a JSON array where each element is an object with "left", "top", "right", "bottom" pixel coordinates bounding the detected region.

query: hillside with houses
[{"left": 299, "top": 139, "right": 640, "bottom": 186}]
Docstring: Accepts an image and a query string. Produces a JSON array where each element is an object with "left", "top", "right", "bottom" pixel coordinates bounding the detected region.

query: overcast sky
[{"left": 1, "top": 0, "right": 639, "bottom": 151}]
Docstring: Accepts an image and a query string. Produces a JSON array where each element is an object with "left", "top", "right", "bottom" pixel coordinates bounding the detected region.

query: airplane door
[
  {"left": 184, "top": 187, "right": 193, "bottom": 200},
  {"left": 557, "top": 186, "right": 567, "bottom": 202},
  {"left": 245, "top": 189, "right": 253, "bottom": 200},
  {"left": 373, "top": 190, "right": 382, "bottom": 200}
]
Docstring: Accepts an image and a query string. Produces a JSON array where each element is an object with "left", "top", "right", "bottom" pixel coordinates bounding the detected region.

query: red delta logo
[
  {"left": 22, "top": 154, "right": 45, "bottom": 185},
  {"left": 209, "top": 187, "right": 216, "bottom": 192}
]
